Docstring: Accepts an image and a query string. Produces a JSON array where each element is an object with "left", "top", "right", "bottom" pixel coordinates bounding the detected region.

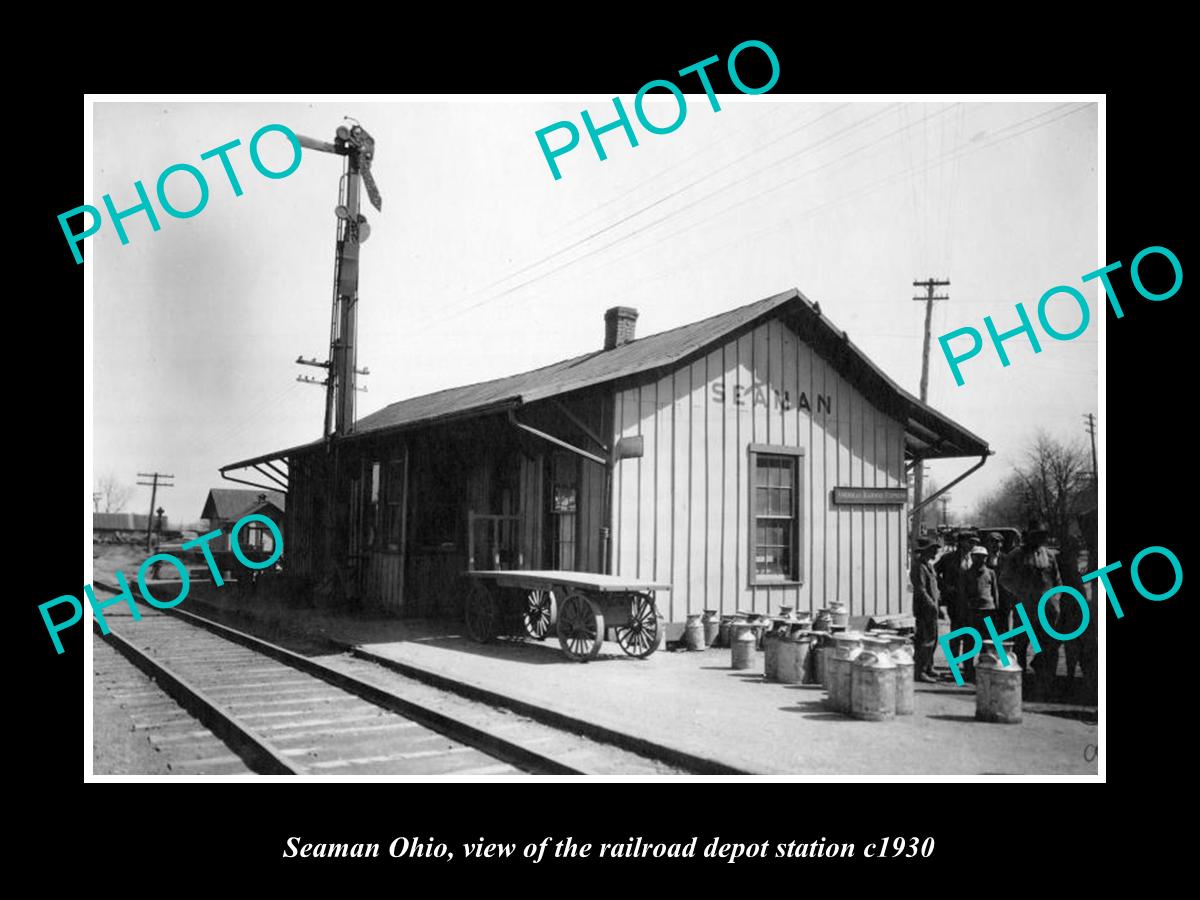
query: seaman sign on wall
[
  {"left": 831, "top": 487, "right": 907, "bottom": 506},
  {"left": 711, "top": 381, "right": 833, "bottom": 414}
]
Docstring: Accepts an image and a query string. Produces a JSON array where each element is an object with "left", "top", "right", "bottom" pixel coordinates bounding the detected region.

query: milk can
[
  {"left": 829, "top": 601, "right": 849, "bottom": 630},
  {"left": 976, "top": 640, "right": 1023, "bottom": 724},
  {"left": 684, "top": 613, "right": 706, "bottom": 651},
  {"left": 702, "top": 610, "right": 720, "bottom": 647},
  {"left": 882, "top": 635, "right": 915, "bottom": 715},
  {"left": 717, "top": 614, "right": 737, "bottom": 648},
  {"left": 813, "top": 632, "right": 832, "bottom": 686},
  {"left": 730, "top": 621, "right": 758, "bottom": 670},
  {"left": 826, "top": 632, "right": 865, "bottom": 713},
  {"left": 750, "top": 614, "right": 770, "bottom": 649},
  {"left": 763, "top": 630, "right": 783, "bottom": 680},
  {"left": 976, "top": 640, "right": 998, "bottom": 711},
  {"left": 813, "top": 608, "right": 833, "bottom": 632},
  {"left": 851, "top": 641, "right": 897, "bottom": 721},
  {"left": 777, "top": 630, "right": 816, "bottom": 684},
  {"left": 654, "top": 616, "right": 667, "bottom": 652}
]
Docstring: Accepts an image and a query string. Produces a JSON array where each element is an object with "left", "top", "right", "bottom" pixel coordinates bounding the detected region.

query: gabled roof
[
  {"left": 201, "top": 488, "right": 286, "bottom": 521},
  {"left": 223, "top": 288, "right": 988, "bottom": 472},
  {"left": 353, "top": 290, "right": 796, "bottom": 436}
]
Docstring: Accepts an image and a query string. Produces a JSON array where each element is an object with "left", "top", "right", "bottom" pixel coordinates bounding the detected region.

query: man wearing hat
[
  {"left": 935, "top": 530, "right": 977, "bottom": 666},
  {"left": 961, "top": 544, "right": 999, "bottom": 682},
  {"left": 1007, "top": 520, "right": 1064, "bottom": 694},
  {"left": 910, "top": 538, "right": 942, "bottom": 683}
]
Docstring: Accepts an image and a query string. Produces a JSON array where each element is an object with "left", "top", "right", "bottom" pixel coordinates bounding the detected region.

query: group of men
[{"left": 909, "top": 521, "right": 1083, "bottom": 694}]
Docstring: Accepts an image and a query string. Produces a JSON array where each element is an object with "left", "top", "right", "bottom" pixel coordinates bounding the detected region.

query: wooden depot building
[{"left": 222, "top": 289, "right": 989, "bottom": 634}]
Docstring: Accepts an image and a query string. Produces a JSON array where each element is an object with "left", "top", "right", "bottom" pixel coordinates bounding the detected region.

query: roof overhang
[{"left": 222, "top": 288, "right": 989, "bottom": 475}]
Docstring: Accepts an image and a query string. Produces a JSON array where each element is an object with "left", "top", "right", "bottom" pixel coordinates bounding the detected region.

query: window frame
[
  {"left": 365, "top": 460, "right": 382, "bottom": 549},
  {"left": 747, "top": 444, "right": 805, "bottom": 587},
  {"left": 383, "top": 455, "right": 406, "bottom": 552}
]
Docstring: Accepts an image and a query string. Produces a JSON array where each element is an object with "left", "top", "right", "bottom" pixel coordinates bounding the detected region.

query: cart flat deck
[{"left": 466, "top": 570, "right": 672, "bottom": 593}]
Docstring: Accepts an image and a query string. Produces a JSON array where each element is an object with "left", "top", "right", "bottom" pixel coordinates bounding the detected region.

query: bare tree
[
  {"left": 974, "top": 472, "right": 1027, "bottom": 527},
  {"left": 96, "top": 473, "right": 134, "bottom": 513},
  {"left": 971, "top": 431, "right": 1095, "bottom": 545}
]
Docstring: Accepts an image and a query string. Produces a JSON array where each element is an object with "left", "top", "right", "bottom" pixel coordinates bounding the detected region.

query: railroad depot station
[{"left": 224, "top": 290, "right": 989, "bottom": 633}]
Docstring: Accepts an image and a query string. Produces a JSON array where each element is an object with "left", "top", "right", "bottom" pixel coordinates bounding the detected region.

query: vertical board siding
[
  {"left": 654, "top": 374, "right": 673, "bottom": 586},
  {"left": 670, "top": 366, "right": 691, "bottom": 624},
  {"left": 611, "top": 317, "right": 908, "bottom": 623}
]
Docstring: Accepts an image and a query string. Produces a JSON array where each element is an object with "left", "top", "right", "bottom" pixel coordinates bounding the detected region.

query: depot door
[{"left": 547, "top": 451, "right": 579, "bottom": 571}]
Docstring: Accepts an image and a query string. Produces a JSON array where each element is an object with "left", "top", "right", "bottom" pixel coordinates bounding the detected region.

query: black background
[{"left": 25, "top": 20, "right": 1188, "bottom": 885}]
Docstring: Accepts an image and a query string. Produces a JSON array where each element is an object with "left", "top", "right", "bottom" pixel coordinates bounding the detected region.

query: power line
[
  {"left": 409, "top": 104, "right": 916, "bottom": 332},
  {"left": 405, "top": 104, "right": 899, "bottom": 333},
  {"left": 547, "top": 103, "right": 964, "bottom": 300},
  {"left": 560, "top": 104, "right": 807, "bottom": 231},
  {"left": 474, "top": 105, "right": 852, "bottom": 293},
  {"left": 589, "top": 103, "right": 1090, "bottom": 302}
]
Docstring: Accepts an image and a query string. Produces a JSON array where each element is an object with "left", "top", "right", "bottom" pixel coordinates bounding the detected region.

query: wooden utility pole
[
  {"left": 912, "top": 278, "right": 950, "bottom": 534},
  {"left": 938, "top": 493, "right": 952, "bottom": 527},
  {"left": 136, "top": 472, "right": 174, "bottom": 551},
  {"left": 1083, "top": 413, "right": 1098, "bottom": 482}
]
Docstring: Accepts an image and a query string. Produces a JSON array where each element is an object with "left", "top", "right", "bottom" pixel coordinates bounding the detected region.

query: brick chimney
[{"left": 604, "top": 306, "right": 638, "bottom": 350}]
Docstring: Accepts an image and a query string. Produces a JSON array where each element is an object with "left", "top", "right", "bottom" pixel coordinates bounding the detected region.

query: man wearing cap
[
  {"left": 985, "top": 531, "right": 1015, "bottom": 632},
  {"left": 935, "top": 531, "right": 977, "bottom": 667},
  {"left": 1007, "top": 521, "right": 1064, "bottom": 695},
  {"left": 910, "top": 538, "right": 942, "bottom": 683},
  {"left": 960, "top": 544, "right": 999, "bottom": 682}
]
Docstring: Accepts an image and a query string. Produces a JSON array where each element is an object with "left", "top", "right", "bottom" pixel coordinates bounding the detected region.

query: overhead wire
[
  {"left": 399, "top": 106, "right": 843, "bottom": 337},
  {"left": 577, "top": 104, "right": 1092, "bottom": 318},
  {"left": 560, "top": 103, "right": 796, "bottom": 230},
  {"left": 403, "top": 103, "right": 896, "bottom": 334},
  {"left": 406, "top": 103, "right": 906, "bottom": 334},
  {"left": 553, "top": 103, "right": 963, "bottom": 294}
]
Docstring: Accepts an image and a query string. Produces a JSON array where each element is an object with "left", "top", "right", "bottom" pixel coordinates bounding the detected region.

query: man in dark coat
[
  {"left": 1005, "top": 520, "right": 1063, "bottom": 694},
  {"left": 935, "top": 531, "right": 977, "bottom": 663},
  {"left": 1057, "top": 535, "right": 1089, "bottom": 696},
  {"left": 910, "top": 538, "right": 942, "bottom": 682}
]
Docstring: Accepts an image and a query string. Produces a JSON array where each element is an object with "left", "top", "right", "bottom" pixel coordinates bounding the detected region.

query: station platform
[{"left": 139, "top": 576, "right": 1098, "bottom": 776}]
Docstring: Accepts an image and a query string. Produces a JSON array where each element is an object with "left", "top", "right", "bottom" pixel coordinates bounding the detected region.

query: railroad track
[{"left": 91, "top": 591, "right": 687, "bottom": 776}]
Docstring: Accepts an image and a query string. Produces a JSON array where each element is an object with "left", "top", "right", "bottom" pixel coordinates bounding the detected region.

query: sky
[{"left": 89, "top": 98, "right": 1098, "bottom": 528}]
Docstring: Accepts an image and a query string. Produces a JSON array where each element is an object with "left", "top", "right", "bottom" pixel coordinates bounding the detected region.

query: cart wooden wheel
[
  {"left": 556, "top": 591, "right": 605, "bottom": 662},
  {"left": 523, "top": 588, "right": 555, "bottom": 640},
  {"left": 614, "top": 592, "right": 660, "bottom": 658},
  {"left": 464, "top": 579, "right": 499, "bottom": 643}
]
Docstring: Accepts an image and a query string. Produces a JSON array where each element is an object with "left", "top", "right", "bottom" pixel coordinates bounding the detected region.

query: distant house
[{"left": 200, "top": 489, "right": 286, "bottom": 556}]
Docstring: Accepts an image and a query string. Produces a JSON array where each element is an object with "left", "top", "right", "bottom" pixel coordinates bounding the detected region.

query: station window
[{"left": 748, "top": 445, "right": 804, "bottom": 585}]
